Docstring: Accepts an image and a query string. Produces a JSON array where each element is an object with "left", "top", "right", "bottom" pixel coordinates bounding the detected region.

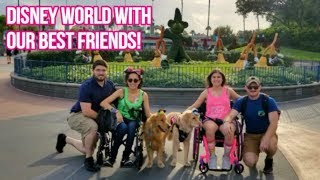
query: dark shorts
[
  {"left": 202, "top": 117, "right": 224, "bottom": 126},
  {"left": 6, "top": 49, "right": 12, "bottom": 56}
]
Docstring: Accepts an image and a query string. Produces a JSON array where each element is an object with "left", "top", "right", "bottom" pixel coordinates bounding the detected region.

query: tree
[
  {"left": 207, "top": 0, "right": 211, "bottom": 37},
  {"left": 235, "top": 0, "right": 250, "bottom": 32},
  {"left": 235, "top": 0, "right": 278, "bottom": 31},
  {"left": 190, "top": 30, "right": 196, "bottom": 36},
  {"left": 0, "top": 15, "right": 6, "bottom": 39},
  {"left": 181, "top": 0, "right": 184, "bottom": 17},
  {"left": 213, "top": 26, "right": 236, "bottom": 45},
  {"left": 205, "top": 26, "right": 212, "bottom": 37}
]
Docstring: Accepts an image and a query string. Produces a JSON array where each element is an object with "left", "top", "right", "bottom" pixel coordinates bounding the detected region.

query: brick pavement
[
  {"left": 0, "top": 56, "right": 74, "bottom": 120},
  {"left": 277, "top": 97, "right": 320, "bottom": 180},
  {"left": 1, "top": 56, "right": 320, "bottom": 179}
]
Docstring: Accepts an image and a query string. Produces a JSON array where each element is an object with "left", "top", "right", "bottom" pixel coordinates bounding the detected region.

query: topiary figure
[
  {"left": 164, "top": 8, "right": 192, "bottom": 63},
  {"left": 255, "top": 33, "right": 279, "bottom": 67}
]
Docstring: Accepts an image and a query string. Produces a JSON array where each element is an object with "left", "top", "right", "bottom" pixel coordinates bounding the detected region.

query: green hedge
[
  {"left": 263, "top": 26, "right": 320, "bottom": 52},
  {"left": 18, "top": 62, "right": 318, "bottom": 87},
  {"left": 27, "top": 50, "right": 76, "bottom": 62},
  {"left": 26, "top": 49, "right": 294, "bottom": 67}
]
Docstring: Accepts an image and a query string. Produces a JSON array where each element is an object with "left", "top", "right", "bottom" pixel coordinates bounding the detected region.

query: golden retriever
[
  {"left": 166, "top": 110, "right": 201, "bottom": 166},
  {"left": 143, "top": 110, "right": 171, "bottom": 168}
]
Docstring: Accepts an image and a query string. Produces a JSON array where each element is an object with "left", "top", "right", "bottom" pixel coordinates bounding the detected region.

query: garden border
[{"left": 11, "top": 72, "right": 320, "bottom": 106}]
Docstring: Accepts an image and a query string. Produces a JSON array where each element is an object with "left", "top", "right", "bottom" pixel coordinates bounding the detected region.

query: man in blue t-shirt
[
  {"left": 224, "top": 76, "right": 280, "bottom": 174},
  {"left": 55, "top": 60, "right": 116, "bottom": 172}
]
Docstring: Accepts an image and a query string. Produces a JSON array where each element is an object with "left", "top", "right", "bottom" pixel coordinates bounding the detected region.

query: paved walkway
[{"left": 0, "top": 56, "right": 319, "bottom": 179}]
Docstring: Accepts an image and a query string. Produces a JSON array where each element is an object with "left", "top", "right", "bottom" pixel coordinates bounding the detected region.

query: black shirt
[{"left": 70, "top": 77, "right": 116, "bottom": 113}]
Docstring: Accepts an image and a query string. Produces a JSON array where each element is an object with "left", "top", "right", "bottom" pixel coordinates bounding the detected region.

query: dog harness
[{"left": 170, "top": 116, "right": 189, "bottom": 142}]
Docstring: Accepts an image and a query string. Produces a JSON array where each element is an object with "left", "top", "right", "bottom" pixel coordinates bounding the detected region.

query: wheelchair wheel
[
  {"left": 237, "top": 133, "right": 244, "bottom": 161},
  {"left": 199, "top": 163, "right": 209, "bottom": 174},
  {"left": 192, "top": 128, "right": 200, "bottom": 162},
  {"left": 234, "top": 163, "right": 244, "bottom": 174},
  {"left": 96, "top": 151, "right": 104, "bottom": 165},
  {"left": 134, "top": 146, "right": 143, "bottom": 170}
]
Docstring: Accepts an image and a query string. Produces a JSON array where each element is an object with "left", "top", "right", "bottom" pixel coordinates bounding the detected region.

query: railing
[{"left": 14, "top": 58, "right": 320, "bottom": 88}]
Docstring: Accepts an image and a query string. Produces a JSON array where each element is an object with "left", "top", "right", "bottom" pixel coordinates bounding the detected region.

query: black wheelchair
[
  {"left": 95, "top": 108, "right": 145, "bottom": 170},
  {"left": 192, "top": 102, "right": 244, "bottom": 174}
]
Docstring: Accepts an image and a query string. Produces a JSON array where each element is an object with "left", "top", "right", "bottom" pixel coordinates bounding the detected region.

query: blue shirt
[
  {"left": 70, "top": 77, "right": 116, "bottom": 113},
  {"left": 233, "top": 94, "right": 280, "bottom": 134}
]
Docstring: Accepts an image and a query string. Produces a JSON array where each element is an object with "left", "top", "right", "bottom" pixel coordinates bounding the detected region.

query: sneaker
[
  {"left": 222, "top": 155, "right": 231, "bottom": 169},
  {"left": 121, "top": 156, "right": 134, "bottom": 167},
  {"left": 56, "top": 133, "right": 66, "bottom": 153},
  {"left": 84, "top": 157, "right": 101, "bottom": 172},
  {"left": 178, "top": 145, "right": 183, "bottom": 152},
  {"left": 103, "top": 157, "right": 115, "bottom": 167},
  {"left": 208, "top": 154, "right": 217, "bottom": 169},
  {"left": 263, "top": 158, "right": 273, "bottom": 174}
]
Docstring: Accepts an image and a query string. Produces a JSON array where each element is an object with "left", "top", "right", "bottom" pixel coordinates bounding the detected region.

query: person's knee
[
  {"left": 117, "top": 122, "right": 128, "bottom": 133},
  {"left": 243, "top": 153, "right": 258, "bottom": 167},
  {"left": 90, "top": 123, "right": 98, "bottom": 132},
  {"left": 204, "top": 123, "right": 218, "bottom": 136},
  {"left": 267, "top": 136, "right": 278, "bottom": 155},
  {"left": 220, "top": 124, "right": 235, "bottom": 136}
]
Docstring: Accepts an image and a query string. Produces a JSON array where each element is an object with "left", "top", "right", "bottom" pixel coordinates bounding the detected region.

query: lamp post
[
  {"left": 39, "top": 0, "right": 41, "bottom": 31},
  {"left": 206, "top": 0, "right": 211, "bottom": 37},
  {"left": 124, "top": 0, "right": 127, "bottom": 31},
  {"left": 150, "top": 0, "right": 154, "bottom": 34},
  {"left": 18, "top": 0, "right": 20, "bottom": 30},
  {"left": 65, "top": 0, "right": 69, "bottom": 30}
]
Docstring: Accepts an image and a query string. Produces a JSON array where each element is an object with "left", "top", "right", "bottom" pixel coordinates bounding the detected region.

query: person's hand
[
  {"left": 116, "top": 111, "right": 123, "bottom": 123},
  {"left": 260, "top": 136, "right": 270, "bottom": 152}
]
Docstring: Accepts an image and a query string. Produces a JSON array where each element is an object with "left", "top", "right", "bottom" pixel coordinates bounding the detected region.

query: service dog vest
[{"left": 170, "top": 116, "right": 189, "bottom": 142}]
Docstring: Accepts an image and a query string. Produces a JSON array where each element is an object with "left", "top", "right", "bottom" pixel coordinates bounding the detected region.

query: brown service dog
[
  {"left": 166, "top": 110, "right": 201, "bottom": 166},
  {"left": 143, "top": 110, "right": 171, "bottom": 168}
]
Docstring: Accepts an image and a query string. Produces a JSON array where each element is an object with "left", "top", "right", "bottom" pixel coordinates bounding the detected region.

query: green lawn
[
  {"left": 233, "top": 46, "right": 320, "bottom": 61},
  {"left": 280, "top": 47, "right": 320, "bottom": 61}
]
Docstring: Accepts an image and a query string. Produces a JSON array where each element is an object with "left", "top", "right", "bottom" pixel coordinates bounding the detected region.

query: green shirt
[{"left": 118, "top": 87, "right": 144, "bottom": 120}]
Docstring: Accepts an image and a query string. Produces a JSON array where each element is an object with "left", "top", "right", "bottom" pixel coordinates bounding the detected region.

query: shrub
[
  {"left": 27, "top": 50, "right": 76, "bottom": 62},
  {"left": 186, "top": 50, "right": 210, "bottom": 61},
  {"left": 99, "top": 51, "right": 119, "bottom": 62}
]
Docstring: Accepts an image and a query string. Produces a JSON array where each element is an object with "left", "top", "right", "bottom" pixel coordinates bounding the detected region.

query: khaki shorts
[
  {"left": 243, "top": 133, "right": 278, "bottom": 156},
  {"left": 67, "top": 112, "right": 98, "bottom": 138}
]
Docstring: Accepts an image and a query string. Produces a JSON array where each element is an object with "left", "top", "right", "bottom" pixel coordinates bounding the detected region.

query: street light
[
  {"left": 18, "top": 0, "right": 20, "bottom": 30},
  {"left": 39, "top": 0, "right": 41, "bottom": 31},
  {"left": 65, "top": 0, "right": 69, "bottom": 30}
]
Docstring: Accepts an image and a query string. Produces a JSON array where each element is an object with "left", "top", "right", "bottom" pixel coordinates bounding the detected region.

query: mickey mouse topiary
[{"left": 164, "top": 8, "right": 192, "bottom": 63}]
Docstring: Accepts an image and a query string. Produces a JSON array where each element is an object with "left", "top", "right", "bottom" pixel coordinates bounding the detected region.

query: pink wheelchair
[{"left": 192, "top": 103, "right": 244, "bottom": 174}]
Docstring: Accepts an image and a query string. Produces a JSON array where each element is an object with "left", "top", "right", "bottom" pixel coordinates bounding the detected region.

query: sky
[{"left": 1, "top": 0, "right": 270, "bottom": 34}]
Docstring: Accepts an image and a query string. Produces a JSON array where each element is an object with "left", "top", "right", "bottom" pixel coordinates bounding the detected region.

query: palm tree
[
  {"left": 190, "top": 30, "right": 195, "bottom": 36},
  {"left": 255, "top": 13, "right": 260, "bottom": 31},
  {"left": 151, "top": 0, "right": 156, "bottom": 34},
  {"left": 206, "top": 26, "right": 212, "bottom": 37},
  {"left": 181, "top": 0, "right": 184, "bottom": 17},
  {"left": 243, "top": 14, "right": 247, "bottom": 32},
  {"left": 206, "top": 0, "right": 211, "bottom": 37}
]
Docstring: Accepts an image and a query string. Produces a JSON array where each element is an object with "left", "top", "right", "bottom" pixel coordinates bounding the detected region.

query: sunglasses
[
  {"left": 247, "top": 86, "right": 259, "bottom": 90},
  {"left": 128, "top": 78, "right": 139, "bottom": 83}
]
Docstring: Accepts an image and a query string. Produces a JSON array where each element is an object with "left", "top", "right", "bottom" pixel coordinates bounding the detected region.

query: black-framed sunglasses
[
  {"left": 247, "top": 85, "right": 259, "bottom": 90},
  {"left": 128, "top": 78, "right": 139, "bottom": 83}
]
